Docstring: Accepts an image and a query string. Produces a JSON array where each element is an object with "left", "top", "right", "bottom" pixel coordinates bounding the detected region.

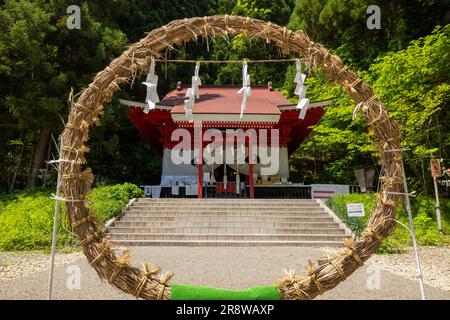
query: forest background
[{"left": 1, "top": 0, "right": 449, "bottom": 197}]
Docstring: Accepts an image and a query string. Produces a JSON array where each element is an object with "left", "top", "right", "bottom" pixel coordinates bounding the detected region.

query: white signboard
[
  {"left": 347, "top": 203, "right": 365, "bottom": 217},
  {"left": 311, "top": 184, "right": 350, "bottom": 199}
]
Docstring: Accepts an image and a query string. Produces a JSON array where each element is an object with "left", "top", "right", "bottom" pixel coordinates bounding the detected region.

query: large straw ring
[{"left": 60, "top": 16, "right": 403, "bottom": 300}]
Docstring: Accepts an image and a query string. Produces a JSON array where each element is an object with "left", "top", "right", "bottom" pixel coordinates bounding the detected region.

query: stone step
[
  {"left": 113, "top": 220, "right": 340, "bottom": 229},
  {"left": 109, "top": 233, "right": 346, "bottom": 241},
  {"left": 133, "top": 201, "right": 320, "bottom": 208},
  {"left": 124, "top": 210, "right": 328, "bottom": 217},
  {"left": 128, "top": 207, "right": 323, "bottom": 212},
  {"left": 116, "top": 216, "right": 334, "bottom": 228},
  {"left": 132, "top": 202, "right": 321, "bottom": 210},
  {"left": 136, "top": 198, "right": 317, "bottom": 203},
  {"left": 114, "top": 215, "right": 332, "bottom": 222},
  {"left": 105, "top": 198, "right": 348, "bottom": 247},
  {"left": 110, "top": 239, "right": 344, "bottom": 247},
  {"left": 127, "top": 206, "right": 323, "bottom": 213},
  {"left": 122, "top": 211, "right": 329, "bottom": 218},
  {"left": 108, "top": 227, "right": 345, "bottom": 235}
]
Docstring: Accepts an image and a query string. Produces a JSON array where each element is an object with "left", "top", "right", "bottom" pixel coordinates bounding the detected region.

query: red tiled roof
[{"left": 161, "top": 85, "right": 287, "bottom": 115}]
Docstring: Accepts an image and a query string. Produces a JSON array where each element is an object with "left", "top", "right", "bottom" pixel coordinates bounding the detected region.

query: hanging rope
[{"left": 153, "top": 58, "right": 297, "bottom": 64}]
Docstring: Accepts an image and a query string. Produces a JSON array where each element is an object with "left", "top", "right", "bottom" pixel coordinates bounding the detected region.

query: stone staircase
[{"left": 106, "top": 198, "right": 351, "bottom": 247}]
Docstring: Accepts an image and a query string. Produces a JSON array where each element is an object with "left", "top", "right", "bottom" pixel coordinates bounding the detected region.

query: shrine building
[{"left": 120, "top": 84, "right": 333, "bottom": 199}]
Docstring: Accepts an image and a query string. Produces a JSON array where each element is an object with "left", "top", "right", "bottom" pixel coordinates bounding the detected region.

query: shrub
[
  {"left": 87, "top": 183, "right": 143, "bottom": 221},
  {"left": 325, "top": 193, "right": 375, "bottom": 235},
  {"left": 0, "top": 183, "right": 143, "bottom": 251},
  {"left": 326, "top": 193, "right": 449, "bottom": 254},
  {"left": 0, "top": 188, "right": 73, "bottom": 251}
]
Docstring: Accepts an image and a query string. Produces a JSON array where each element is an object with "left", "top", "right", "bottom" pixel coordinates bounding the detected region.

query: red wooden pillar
[
  {"left": 249, "top": 146, "right": 254, "bottom": 199},
  {"left": 249, "top": 163, "right": 254, "bottom": 199},
  {"left": 197, "top": 131, "right": 203, "bottom": 199}
]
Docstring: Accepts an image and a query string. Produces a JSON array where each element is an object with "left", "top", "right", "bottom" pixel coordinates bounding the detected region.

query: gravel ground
[
  {"left": 0, "top": 246, "right": 448, "bottom": 300},
  {"left": 0, "top": 251, "right": 84, "bottom": 283},
  {"left": 319, "top": 246, "right": 450, "bottom": 292},
  {"left": 368, "top": 246, "right": 450, "bottom": 292}
]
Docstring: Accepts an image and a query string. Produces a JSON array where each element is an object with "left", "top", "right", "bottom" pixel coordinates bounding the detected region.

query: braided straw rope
[{"left": 60, "top": 15, "right": 403, "bottom": 300}]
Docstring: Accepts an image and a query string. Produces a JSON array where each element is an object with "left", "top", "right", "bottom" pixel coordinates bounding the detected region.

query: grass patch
[
  {"left": 87, "top": 183, "right": 143, "bottom": 221},
  {"left": 0, "top": 183, "right": 143, "bottom": 251},
  {"left": 326, "top": 193, "right": 450, "bottom": 254}
]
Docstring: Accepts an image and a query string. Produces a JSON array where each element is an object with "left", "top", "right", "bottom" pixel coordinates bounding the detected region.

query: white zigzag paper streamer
[
  {"left": 142, "top": 57, "right": 160, "bottom": 113},
  {"left": 294, "top": 59, "right": 309, "bottom": 119},
  {"left": 237, "top": 61, "right": 251, "bottom": 118}
]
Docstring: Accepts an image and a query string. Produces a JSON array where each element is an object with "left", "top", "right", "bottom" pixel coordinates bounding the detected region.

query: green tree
[
  {"left": 369, "top": 25, "right": 450, "bottom": 193},
  {"left": 0, "top": 0, "right": 127, "bottom": 190},
  {"left": 0, "top": 0, "right": 60, "bottom": 189},
  {"left": 288, "top": 0, "right": 450, "bottom": 68},
  {"left": 287, "top": 74, "right": 378, "bottom": 184}
]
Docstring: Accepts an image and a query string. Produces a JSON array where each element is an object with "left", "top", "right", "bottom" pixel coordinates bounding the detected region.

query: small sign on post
[
  {"left": 430, "top": 159, "right": 442, "bottom": 177},
  {"left": 347, "top": 203, "right": 365, "bottom": 217}
]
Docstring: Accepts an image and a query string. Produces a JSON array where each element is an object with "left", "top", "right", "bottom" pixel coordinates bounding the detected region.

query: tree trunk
[
  {"left": 42, "top": 133, "right": 53, "bottom": 187},
  {"left": 27, "top": 128, "right": 51, "bottom": 187},
  {"left": 9, "top": 142, "right": 25, "bottom": 192},
  {"left": 421, "top": 159, "right": 428, "bottom": 196},
  {"left": 435, "top": 113, "right": 443, "bottom": 158}
]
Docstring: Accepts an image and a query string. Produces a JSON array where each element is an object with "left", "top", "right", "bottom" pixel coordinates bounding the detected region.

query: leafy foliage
[
  {"left": 326, "top": 193, "right": 449, "bottom": 253},
  {"left": 369, "top": 25, "right": 450, "bottom": 193},
  {"left": 287, "top": 74, "right": 378, "bottom": 184},
  {"left": 0, "top": 183, "right": 143, "bottom": 251},
  {"left": 0, "top": 188, "right": 71, "bottom": 251},
  {"left": 287, "top": 23, "right": 450, "bottom": 190},
  {"left": 87, "top": 183, "right": 143, "bottom": 221},
  {"left": 0, "top": 0, "right": 217, "bottom": 191},
  {"left": 288, "top": 0, "right": 450, "bottom": 69},
  {"left": 1, "top": 1, "right": 450, "bottom": 202}
]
